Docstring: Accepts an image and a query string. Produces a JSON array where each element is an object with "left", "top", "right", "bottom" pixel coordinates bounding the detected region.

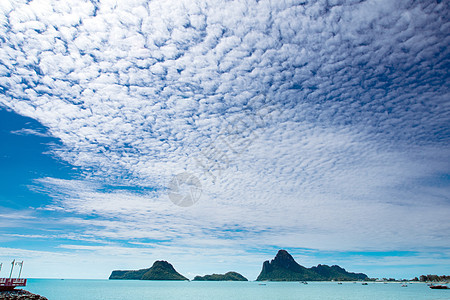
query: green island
[
  {"left": 109, "top": 260, "right": 188, "bottom": 280},
  {"left": 193, "top": 271, "right": 248, "bottom": 281},
  {"left": 108, "top": 251, "right": 450, "bottom": 283},
  {"left": 256, "top": 250, "right": 368, "bottom": 281}
]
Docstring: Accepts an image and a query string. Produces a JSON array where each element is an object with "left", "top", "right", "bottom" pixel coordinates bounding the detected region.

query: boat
[
  {"left": 337, "top": 282, "right": 342, "bottom": 285},
  {"left": 0, "top": 260, "right": 26, "bottom": 291},
  {"left": 429, "top": 285, "right": 449, "bottom": 289},
  {"left": 401, "top": 284, "right": 407, "bottom": 287},
  {"left": 362, "top": 282, "right": 368, "bottom": 285}
]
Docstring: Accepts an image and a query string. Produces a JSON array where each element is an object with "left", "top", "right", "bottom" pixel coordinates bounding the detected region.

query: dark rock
[{"left": 0, "top": 289, "right": 48, "bottom": 300}]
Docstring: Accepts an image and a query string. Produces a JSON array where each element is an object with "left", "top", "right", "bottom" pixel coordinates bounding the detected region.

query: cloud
[
  {"left": 10, "top": 128, "right": 52, "bottom": 137},
  {"left": 0, "top": 0, "right": 449, "bottom": 277},
  {"left": 26, "top": 175, "right": 450, "bottom": 254}
]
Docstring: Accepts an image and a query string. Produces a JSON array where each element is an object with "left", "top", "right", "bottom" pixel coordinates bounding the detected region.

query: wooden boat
[
  {"left": 0, "top": 278, "right": 27, "bottom": 291},
  {"left": 429, "top": 285, "right": 449, "bottom": 289}
]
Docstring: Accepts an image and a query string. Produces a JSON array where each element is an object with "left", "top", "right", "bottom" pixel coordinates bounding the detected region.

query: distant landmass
[
  {"left": 193, "top": 271, "right": 248, "bottom": 281},
  {"left": 256, "top": 250, "right": 368, "bottom": 281},
  {"left": 109, "top": 260, "right": 188, "bottom": 281},
  {"left": 418, "top": 275, "right": 450, "bottom": 282},
  {"left": 109, "top": 250, "right": 368, "bottom": 281}
]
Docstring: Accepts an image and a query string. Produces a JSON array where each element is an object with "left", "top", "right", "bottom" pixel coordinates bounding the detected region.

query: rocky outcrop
[{"left": 0, "top": 289, "right": 48, "bottom": 300}]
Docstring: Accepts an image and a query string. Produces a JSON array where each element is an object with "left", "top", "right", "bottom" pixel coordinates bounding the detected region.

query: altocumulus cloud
[{"left": 0, "top": 0, "right": 449, "bottom": 277}]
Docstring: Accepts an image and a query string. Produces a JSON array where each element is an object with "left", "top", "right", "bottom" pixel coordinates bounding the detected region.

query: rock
[{"left": 0, "top": 289, "right": 48, "bottom": 300}]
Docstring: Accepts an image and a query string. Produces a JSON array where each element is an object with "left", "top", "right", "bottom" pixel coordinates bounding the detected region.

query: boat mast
[
  {"left": 9, "top": 259, "right": 15, "bottom": 279},
  {"left": 17, "top": 261, "right": 24, "bottom": 279}
]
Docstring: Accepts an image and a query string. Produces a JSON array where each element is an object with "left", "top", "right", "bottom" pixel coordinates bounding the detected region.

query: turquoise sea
[{"left": 26, "top": 279, "right": 449, "bottom": 300}]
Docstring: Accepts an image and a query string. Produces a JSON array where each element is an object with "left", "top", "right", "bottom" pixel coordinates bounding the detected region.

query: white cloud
[{"left": 10, "top": 127, "right": 52, "bottom": 137}]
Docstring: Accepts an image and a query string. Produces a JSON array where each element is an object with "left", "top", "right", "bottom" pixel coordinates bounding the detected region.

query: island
[
  {"left": 109, "top": 260, "right": 188, "bottom": 280},
  {"left": 256, "top": 250, "right": 368, "bottom": 281},
  {"left": 193, "top": 271, "right": 248, "bottom": 281}
]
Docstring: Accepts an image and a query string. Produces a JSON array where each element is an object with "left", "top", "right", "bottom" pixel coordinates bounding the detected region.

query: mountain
[
  {"left": 256, "top": 250, "right": 368, "bottom": 281},
  {"left": 193, "top": 271, "right": 248, "bottom": 281},
  {"left": 256, "top": 250, "right": 319, "bottom": 281},
  {"left": 141, "top": 261, "right": 188, "bottom": 280},
  {"left": 109, "top": 260, "right": 188, "bottom": 280}
]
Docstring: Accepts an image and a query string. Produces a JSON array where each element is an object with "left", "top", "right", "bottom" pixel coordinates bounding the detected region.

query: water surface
[{"left": 26, "top": 279, "right": 449, "bottom": 300}]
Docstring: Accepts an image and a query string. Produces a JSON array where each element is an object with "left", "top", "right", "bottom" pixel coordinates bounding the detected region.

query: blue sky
[{"left": 0, "top": 0, "right": 449, "bottom": 280}]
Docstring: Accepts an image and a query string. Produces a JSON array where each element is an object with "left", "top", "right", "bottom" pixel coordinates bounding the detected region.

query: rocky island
[
  {"left": 109, "top": 260, "right": 188, "bottom": 280},
  {"left": 193, "top": 271, "right": 248, "bottom": 281},
  {"left": 257, "top": 250, "right": 368, "bottom": 281}
]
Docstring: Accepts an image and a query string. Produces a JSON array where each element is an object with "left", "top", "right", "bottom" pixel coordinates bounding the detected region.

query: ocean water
[{"left": 25, "top": 279, "right": 449, "bottom": 300}]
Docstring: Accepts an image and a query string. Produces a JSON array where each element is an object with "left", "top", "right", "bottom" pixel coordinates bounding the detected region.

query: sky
[{"left": 0, "top": 0, "right": 449, "bottom": 280}]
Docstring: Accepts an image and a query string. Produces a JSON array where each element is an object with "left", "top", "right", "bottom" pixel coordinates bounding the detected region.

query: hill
[{"left": 109, "top": 260, "right": 188, "bottom": 281}]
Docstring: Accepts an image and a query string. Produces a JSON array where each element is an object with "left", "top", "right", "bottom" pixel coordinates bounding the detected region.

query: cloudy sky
[{"left": 0, "top": 0, "right": 449, "bottom": 280}]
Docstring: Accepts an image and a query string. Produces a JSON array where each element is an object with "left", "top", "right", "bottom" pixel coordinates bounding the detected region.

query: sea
[{"left": 25, "top": 279, "right": 449, "bottom": 300}]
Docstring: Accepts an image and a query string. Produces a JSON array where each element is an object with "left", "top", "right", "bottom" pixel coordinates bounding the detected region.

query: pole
[
  {"left": 9, "top": 259, "right": 15, "bottom": 279},
  {"left": 0, "top": 263, "right": 2, "bottom": 274},
  {"left": 18, "top": 261, "right": 23, "bottom": 279}
]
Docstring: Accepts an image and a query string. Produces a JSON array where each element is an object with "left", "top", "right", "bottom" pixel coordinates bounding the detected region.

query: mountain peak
[
  {"left": 272, "top": 249, "right": 297, "bottom": 269},
  {"left": 257, "top": 249, "right": 310, "bottom": 281},
  {"left": 152, "top": 260, "right": 172, "bottom": 268},
  {"left": 274, "top": 249, "right": 295, "bottom": 261}
]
